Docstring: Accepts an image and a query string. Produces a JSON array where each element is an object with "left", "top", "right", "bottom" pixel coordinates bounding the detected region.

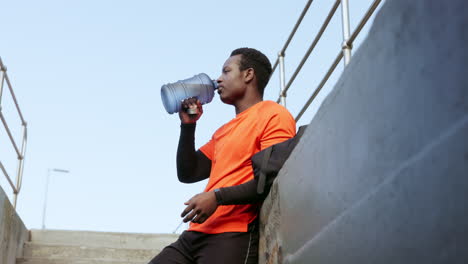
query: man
[{"left": 149, "top": 48, "right": 296, "bottom": 264}]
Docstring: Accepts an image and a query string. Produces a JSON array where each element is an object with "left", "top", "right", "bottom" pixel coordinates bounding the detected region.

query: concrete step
[
  {"left": 23, "top": 243, "right": 160, "bottom": 262},
  {"left": 16, "top": 257, "right": 147, "bottom": 264},
  {"left": 29, "top": 229, "right": 178, "bottom": 250}
]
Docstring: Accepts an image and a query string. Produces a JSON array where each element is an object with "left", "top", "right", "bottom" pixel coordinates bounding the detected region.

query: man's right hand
[{"left": 179, "top": 98, "right": 203, "bottom": 124}]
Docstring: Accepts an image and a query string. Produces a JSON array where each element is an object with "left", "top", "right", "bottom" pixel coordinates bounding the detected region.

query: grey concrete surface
[
  {"left": 29, "top": 229, "right": 178, "bottom": 250},
  {"left": 16, "top": 258, "right": 144, "bottom": 264},
  {"left": 19, "top": 229, "right": 179, "bottom": 264},
  {"left": 259, "top": 0, "right": 468, "bottom": 263},
  {"left": 0, "top": 186, "right": 29, "bottom": 264},
  {"left": 283, "top": 118, "right": 468, "bottom": 264},
  {"left": 22, "top": 243, "right": 159, "bottom": 261},
  {"left": 259, "top": 181, "right": 282, "bottom": 264}
]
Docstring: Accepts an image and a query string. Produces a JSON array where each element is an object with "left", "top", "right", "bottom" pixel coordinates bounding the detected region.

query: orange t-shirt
[{"left": 190, "top": 100, "right": 296, "bottom": 234}]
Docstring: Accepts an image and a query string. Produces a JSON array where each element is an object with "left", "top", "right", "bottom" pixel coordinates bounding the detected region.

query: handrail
[
  {"left": 271, "top": 0, "right": 314, "bottom": 73},
  {"left": 0, "top": 56, "right": 28, "bottom": 209},
  {"left": 295, "top": 51, "right": 343, "bottom": 121},
  {"left": 1, "top": 59, "right": 26, "bottom": 125},
  {"left": 348, "top": 0, "right": 382, "bottom": 45},
  {"left": 271, "top": 0, "right": 383, "bottom": 122},
  {"left": 0, "top": 112, "right": 23, "bottom": 158},
  {"left": 0, "top": 161, "right": 17, "bottom": 191},
  {"left": 276, "top": 0, "right": 341, "bottom": 103}
]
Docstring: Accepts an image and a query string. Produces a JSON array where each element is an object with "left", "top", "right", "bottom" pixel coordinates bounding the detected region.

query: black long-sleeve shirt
[{"left": 176, "top": 123, "right": 268, "bottom": 205}]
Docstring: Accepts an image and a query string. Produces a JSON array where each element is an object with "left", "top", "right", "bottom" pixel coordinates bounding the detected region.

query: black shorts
[{"left": 148, "top": 221, "right": 258, "bottom": 264}]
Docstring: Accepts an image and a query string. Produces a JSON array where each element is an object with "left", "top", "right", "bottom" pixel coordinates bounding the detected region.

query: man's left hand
[{"left": 181, "top": 191, "right": 218, "bottom": 224}]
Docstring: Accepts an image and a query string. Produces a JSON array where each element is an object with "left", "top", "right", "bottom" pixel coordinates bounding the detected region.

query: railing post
[
  {"left": 13, "top": 124, "right": 27, "bottom": 209},
  {"left": 340, "top": 0, "right": 352, "bottom": 66},
  {"left": 278, "top": 52, "right": 287, "bottom": 107},
  {"left": 0, "top": 64, "right": 5, "bottom": 103},
  {"left": 0, "top": 57, "right": 28, "bottom": 209}
]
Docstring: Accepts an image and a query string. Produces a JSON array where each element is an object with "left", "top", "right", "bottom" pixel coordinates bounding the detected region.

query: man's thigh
[
  {"left": 148, "top": 232, "right": 195, "bottom": 264},
  {"left": 195, "top": 230, "right": 259, "bottom": 264},
  {"left": 149, "top": 245, "right": 194, "bottom": 264},
  {"left": 148, "top": 224, "right": 259, "bottom": 264}
]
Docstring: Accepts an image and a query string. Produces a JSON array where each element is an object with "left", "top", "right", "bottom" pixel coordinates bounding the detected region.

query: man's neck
[{"left": 234, "top": 97, "right": 263, "bottom": 115}]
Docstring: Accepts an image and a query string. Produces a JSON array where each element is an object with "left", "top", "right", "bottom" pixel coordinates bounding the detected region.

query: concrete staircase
[{"left": 16, "top": 229, "right": 179, "bottom": 264}]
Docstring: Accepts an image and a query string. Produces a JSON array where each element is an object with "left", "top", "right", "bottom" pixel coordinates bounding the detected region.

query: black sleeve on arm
[
  {"left": 176, "top": 123, "right": 211, "bottom": 183},
  {"left": 215, "top": 179, "right": 268, "bottom": 205}
]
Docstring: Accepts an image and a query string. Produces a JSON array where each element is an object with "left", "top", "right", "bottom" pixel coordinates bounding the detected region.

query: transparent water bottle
[{"left": 160, "top": 73, "right": 218, "bottom": 114}]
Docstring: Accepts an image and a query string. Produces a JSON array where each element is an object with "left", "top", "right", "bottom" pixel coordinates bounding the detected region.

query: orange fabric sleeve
[
  {"left": 199, "top": 138, "right": 214, "bottom": 160},
  {"left": 260, "top": 111, "right": 296, "bottom": 150}
]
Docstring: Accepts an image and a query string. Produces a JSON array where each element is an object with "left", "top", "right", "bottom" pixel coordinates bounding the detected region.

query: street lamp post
[{"left": 42, "top": 168, "right": 70, "bottom": 229}]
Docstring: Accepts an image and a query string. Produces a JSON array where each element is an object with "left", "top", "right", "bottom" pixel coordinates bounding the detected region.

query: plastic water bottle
[{"left": 160, "top": 73, "right": 218, "bottom": 114}]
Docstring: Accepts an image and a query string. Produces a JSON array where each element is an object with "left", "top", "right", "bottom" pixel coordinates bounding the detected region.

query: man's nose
[{"left": 216, "top": 76, "right": 222, "bottom": 84}]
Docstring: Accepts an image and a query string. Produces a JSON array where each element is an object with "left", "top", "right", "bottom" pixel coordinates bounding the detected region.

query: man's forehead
[{"left": 223, "top": 55, "right": 241, "bottom": 68}]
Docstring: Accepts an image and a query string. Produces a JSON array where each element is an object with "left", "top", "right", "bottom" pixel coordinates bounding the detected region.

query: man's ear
[{"left": 244, "top": 68, "right": 255, "bottom": 84}]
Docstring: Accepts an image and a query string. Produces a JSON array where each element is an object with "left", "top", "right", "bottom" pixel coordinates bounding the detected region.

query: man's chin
[{"left": 219, "top": 95, "right": 234, "bottom": 105}]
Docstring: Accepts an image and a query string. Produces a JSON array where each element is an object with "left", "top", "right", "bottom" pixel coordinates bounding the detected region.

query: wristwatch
[{"left": 214, "top": 188, "right": 223, "bottom": 205}]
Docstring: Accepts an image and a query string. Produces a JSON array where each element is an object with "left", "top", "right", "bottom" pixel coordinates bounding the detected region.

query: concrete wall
[
  {"left": 0, "top": 186, "right": 29, "bottom": 264},
  {"left": 260, "top": 0, "right": 468, "bottom": 263}
]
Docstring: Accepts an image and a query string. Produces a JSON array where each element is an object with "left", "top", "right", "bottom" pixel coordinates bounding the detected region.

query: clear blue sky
[{"left": 0, "top": 0, "right": 382, "bottom": 233}]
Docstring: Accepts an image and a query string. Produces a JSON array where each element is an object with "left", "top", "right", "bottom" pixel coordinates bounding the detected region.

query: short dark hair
[{"left": 230, "top": 48, "right": 272, "bottom": 96}]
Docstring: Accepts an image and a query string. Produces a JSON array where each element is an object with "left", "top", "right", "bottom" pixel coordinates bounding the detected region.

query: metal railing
[
  {"left": 272, "top": 0, "right": 383, "bottom": 121},
  {"left": 0, "top": 57, "right": 28, "bottom": 209}
]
